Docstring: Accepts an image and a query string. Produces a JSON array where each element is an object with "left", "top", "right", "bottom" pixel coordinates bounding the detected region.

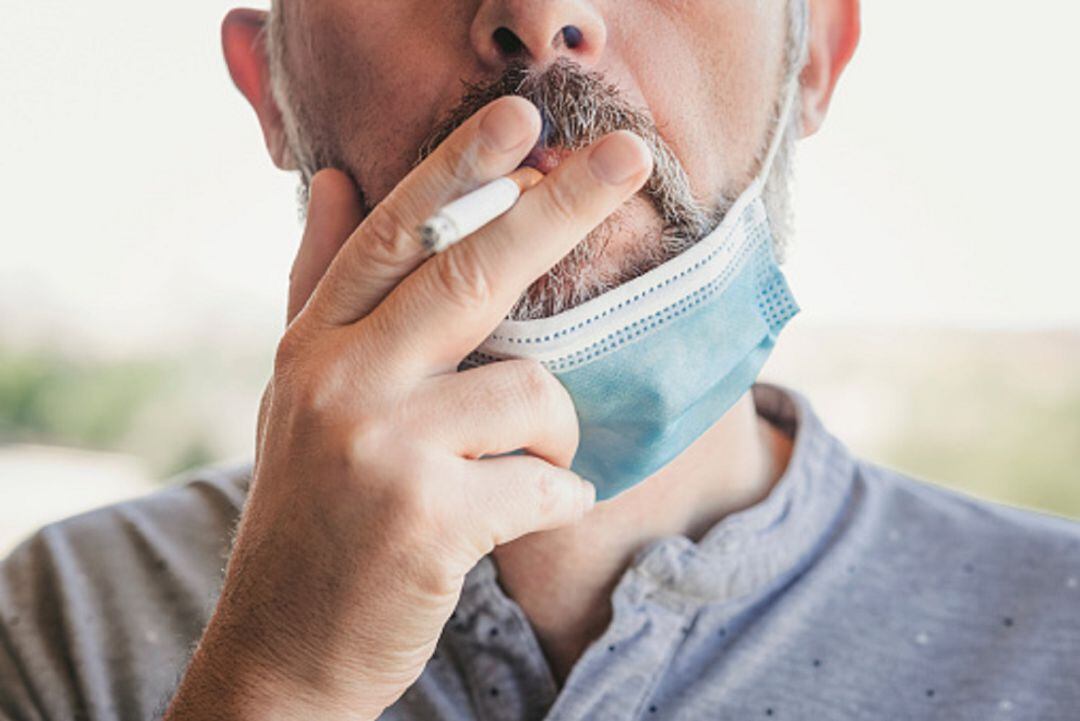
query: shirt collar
[{"left": 461, "top": 384, "right": 856, "bottom": 613}]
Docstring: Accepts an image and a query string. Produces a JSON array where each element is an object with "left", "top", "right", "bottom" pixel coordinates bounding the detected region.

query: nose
[{"left": 471, "top": 0, "right": 607, "bottom": 70}]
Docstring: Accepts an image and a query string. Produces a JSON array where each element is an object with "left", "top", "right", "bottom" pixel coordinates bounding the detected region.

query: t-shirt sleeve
[
  {"left": 0, "top": 637, "right": 38, "bottom": 720},
  {"left": 0, "top": 465, "right": 248, "bottom": 721},
  {"left": 0, "top": 532, "right": 70, "bottom": 721}
]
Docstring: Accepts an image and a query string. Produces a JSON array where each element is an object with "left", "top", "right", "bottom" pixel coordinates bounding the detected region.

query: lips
[{"left": 519, "top": 144, "right": 571, "bottom": 175}]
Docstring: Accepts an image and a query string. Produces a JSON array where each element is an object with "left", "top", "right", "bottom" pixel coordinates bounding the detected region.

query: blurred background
[{"left": 1, "top": 1, "right": 1078, "bottom": 554}]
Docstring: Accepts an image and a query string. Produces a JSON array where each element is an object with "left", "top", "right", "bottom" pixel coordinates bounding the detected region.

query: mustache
[{"left": 414, "top": 58, "right": 711, "bottom": 237}]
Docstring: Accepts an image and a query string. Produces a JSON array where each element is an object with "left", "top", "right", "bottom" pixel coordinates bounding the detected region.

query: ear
[
  {"left": 798, "top": 0, "right": 861, "bottom": 138},
  {"left": 222, "top": 8, "right": 296, "bottom": 169}
]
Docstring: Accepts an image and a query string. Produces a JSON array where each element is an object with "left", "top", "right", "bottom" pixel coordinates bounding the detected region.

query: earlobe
[
  {"left": 222, "top": 8, "right": 295, "bottom": 169},
  {"left": 798, "top": 0, "right": 861, "bottom": 138}
]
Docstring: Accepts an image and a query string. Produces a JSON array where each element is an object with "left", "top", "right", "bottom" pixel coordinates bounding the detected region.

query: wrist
[{"left": 164, "top": 609, "right": 381, "bottom": 721}]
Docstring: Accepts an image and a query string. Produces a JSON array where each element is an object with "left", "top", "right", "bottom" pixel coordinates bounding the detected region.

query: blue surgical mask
[{"left": 464, "top": 86, "right": 800, "bottom": 501}]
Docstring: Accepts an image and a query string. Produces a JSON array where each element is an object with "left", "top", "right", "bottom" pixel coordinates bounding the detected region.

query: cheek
[
  {"left": 290, "top": 2, "right": 473, "bottom": 203},
  {"left": 624, "top": 0, "right": 787, "bottom": 201}
]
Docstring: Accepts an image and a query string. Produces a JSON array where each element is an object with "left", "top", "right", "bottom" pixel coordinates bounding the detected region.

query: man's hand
[{"left": 164, "top": 95, "right": 653, "bottom": 720}]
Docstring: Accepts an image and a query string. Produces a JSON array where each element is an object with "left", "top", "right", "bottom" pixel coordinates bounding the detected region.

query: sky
[{"left": 1, "top": 1, "right": 1078, "bottom": 357}]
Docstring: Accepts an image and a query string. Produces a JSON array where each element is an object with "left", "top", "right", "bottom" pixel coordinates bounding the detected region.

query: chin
[{"left": 508, "top": 195, "right": 670, "bottom": 320}]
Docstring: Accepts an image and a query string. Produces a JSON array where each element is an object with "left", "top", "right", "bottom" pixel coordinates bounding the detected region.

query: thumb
[{"left": 287, "top": 169, "right": 364, "bottom": 326}]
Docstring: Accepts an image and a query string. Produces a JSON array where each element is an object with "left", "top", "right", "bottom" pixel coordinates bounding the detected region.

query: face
[{"left": 256, "top": 1, "right": 818, "bottom": 318}]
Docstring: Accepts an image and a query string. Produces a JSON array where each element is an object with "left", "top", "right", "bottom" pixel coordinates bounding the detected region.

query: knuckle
[
  {"left": 272, "top": 328, "right": 324, "bottom": 399},
  {"left": 431, "top": 244, "right": 494, "bottom": 309},
  {"left": 273, "top": 327, "right": 306, "bottom": 372},
  {"left": 345, "top": 413, "right": 389, "bottom": 468},
  {"left": 507, "top": 360, "right": 579, "bottom": 464},
  {"left": 530, "top": 464, "right": 564, "bottom": 519},
  {"left": 285, "top": 375, "right": 339, "bottom": 431},
  {"left": 510, "top": 359, "right": 558, "bottom": 409},
  {"left": 281, "top": 338, "right": 352, "bottom": 421},
  {"left": 360, "top": 202, "right": 414, "bottom": 267},
  {"left": 540, "top": 179, "right": 581, "bottom": 225},
  {"left": 439, "top": 139, "right": 484, "bottom": 186}
]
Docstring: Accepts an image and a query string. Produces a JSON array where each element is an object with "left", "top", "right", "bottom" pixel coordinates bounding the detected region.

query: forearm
[{"left": 163, "top": 611, "right": 377, "bottom": 721}]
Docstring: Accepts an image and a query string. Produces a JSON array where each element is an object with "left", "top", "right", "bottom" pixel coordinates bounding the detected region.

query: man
[{"left": 2, "top": 0, "right": 1078, "bottom": 719}]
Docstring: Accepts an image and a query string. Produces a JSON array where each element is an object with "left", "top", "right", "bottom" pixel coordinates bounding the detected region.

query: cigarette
[{"left": 418, "top": 167, "right": 543, "bottom": 253}]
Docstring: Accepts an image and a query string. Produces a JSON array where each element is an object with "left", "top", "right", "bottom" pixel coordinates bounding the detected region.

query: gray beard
[
  {"left": 413, "top": 58, "right": 722, "bottom": 320},
  {"left": 273, "top": 58, "right": 799, "bottom": 321},
  {"left": 266, "top": 0, "right": 807, "bottom": 319}
]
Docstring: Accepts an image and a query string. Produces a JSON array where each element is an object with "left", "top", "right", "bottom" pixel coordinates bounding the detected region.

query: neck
[{"left": 490, "top": 390, "right": 793, "bottom": 685}]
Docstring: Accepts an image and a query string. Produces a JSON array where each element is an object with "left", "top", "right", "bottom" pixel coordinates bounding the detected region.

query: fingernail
[
  {"left": 480, "top": 99, "right": 536, "bottom": 153},
  {"left": 589, "top": 132, "right": 652, "bottom": 185}
]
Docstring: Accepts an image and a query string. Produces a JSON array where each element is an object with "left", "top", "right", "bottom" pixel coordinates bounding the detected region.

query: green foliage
[
  {"left": 0, "top": 348, "right": 165, "bottom": 448},
  {"left": 163, "top": 437, "right": 219, "bottom": 478},
  {"left": 1, "top": 333, "right": 1077, "bottom": 520},
  {"left": 882, "top": 349, "right": 1080, "bottom": 519}
]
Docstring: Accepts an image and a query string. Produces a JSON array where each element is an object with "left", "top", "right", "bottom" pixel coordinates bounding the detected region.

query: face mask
[{"left": 463, "top": 83, "right": 800, "bottom": 501}]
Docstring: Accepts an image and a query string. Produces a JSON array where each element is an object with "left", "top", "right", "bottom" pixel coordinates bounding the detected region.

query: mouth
[{"left": 518, "top": 143, "right": 572, "bottom": 175}]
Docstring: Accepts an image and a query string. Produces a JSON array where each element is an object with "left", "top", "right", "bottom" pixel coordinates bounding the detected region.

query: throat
[
  {"left": 488, "top": 392, "right": 792, "bottom": 687},
  {"left": 490, "top": 525, "right": 629, "bottom": 687}
]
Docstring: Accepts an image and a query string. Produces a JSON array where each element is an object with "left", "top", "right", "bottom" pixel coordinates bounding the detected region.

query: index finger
[
  {"left": 370, "top": 130, "right": 654, "bottom": 375},
  {"left": 305, "top": 96, "right": 543, "bottom": 327}
]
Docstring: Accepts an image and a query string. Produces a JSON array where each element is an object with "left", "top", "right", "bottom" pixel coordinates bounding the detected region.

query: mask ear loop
[
  {"left": 480, "top": 6, "right": 810, "bottom": 347},
  {"left": 749, "top": 0, "right": 810, "bottom": 198},
  {"left": 747, "top": 78, "right": 800, "bottom": 202}
]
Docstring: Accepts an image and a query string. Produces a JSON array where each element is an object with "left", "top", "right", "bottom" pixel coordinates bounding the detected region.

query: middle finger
[
  {"left": 307, "top": 95, "right": 543, "bottom": 327},
  {"left": 369, "top": 130, "right": 654, "bottom": 376}
]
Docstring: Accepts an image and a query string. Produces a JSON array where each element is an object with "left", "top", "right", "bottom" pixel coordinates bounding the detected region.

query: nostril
[
  {"left": 492, "top": 27, "right": 525, "bottom": 57},
  {"left": 562, "top": 25, "right": 584, "bottom": 50}
]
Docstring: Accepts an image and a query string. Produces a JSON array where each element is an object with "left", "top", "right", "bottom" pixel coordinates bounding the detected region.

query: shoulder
[
  {"left": 3, "top": 459, "right": 249, "bottom": 602},
  {"left": 761, "top": 382, "right": 1080, "bottom": 597},
  {"left": 0, "top": 461, "right": 250, "bottom": 720},
  {"left": 845, "top": 459, "right": 1080, "bottom": 669},
  {"left": 804, "top": 434, "right": 1080, "bottom": 709},
  {"left": 854, "top": 458, "right": 1080, "bottom": 565}
]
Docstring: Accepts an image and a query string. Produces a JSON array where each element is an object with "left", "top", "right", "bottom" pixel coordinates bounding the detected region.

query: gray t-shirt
[{"left": 2, "top": 385, "right": 1078, "bottom": 720}]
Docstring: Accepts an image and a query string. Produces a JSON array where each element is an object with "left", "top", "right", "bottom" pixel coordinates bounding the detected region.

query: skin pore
[{"left": 224, "top": 0, "right": 858, "bottom": 687}]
